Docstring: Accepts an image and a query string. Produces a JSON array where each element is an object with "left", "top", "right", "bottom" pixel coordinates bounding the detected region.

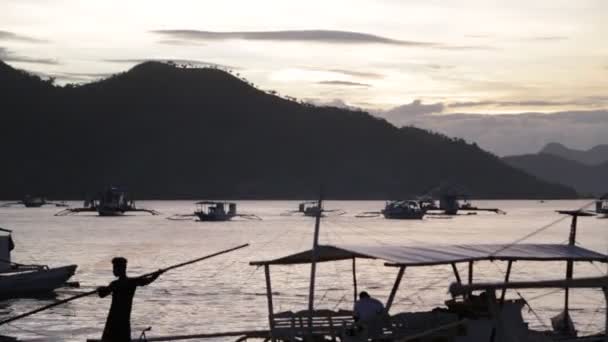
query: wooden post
[
  {"left": 264, "top": 265, "right": 275, "bottom": 341},
  {"left": 451, "top": 263, "right": 462, "bottom": 284},
  {"left": 564, "top": 214, "right": 578, "bottom": 328},
  {"left": 500, "top": 261, "right": 513, "bottom": 304},
  {"left": 468, "top": 261, "right": 474, "bottom": 298},
  {"left": 603, "top": 286, "right": 607, "bottom": 342},
  {"left": 386, "top": 266, "right": 406, "bottom": 313},
  {"left": 308, "top": 193, "right": 323, "bottom": 333},
  {"left": 352, "top": 257, "right": 358, "bottom": 304}
]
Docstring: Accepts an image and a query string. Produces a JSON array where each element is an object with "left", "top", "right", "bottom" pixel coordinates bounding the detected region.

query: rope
[{"left": 490, "top": 198, "right": 598, "bottom": 256}]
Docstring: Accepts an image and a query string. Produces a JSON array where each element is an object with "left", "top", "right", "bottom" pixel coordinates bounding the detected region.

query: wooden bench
[{"left": 270, "top": 309, "right": 354, "bottom": 341}]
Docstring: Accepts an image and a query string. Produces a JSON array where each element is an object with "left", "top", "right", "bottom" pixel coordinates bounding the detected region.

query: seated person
[{"left": 353, "top": 291, "right": 386, "bottom": 337}]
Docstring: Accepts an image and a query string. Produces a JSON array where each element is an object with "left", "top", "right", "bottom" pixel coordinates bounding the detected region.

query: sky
[{"left": 1, "top": 0, "right": 607, "bottom": 155}]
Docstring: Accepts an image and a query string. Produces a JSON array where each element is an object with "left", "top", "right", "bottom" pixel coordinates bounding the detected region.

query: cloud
[
  {"left": 317, "top": 80, "right": 371, "bottom": 87},
  {"left": 157, "top": 39, "right": 206, "bottom": 46},
  {"left": 305, "top": 98, "right": 360, "bottom": 110},
  {"left": 376, "top": 106, "right": 608, "bottom": 156},
  {"left": 436, "top": 45, "right": 497, "bottom": 51},
  {"left": 384, "top": 100, "right": 444, "bottom": 118},
  {"left": 527, "top": 36, "right": 568, "bottom": 41},
  {"left": 103, "top": 58, "right": 239, "bottom": 70},
  {"left": 151, "top": 29, "right": 437, "bottom": 46},
  {"left": 49, "top": 71, "right": 114, "bottom": 82},
  {"left": 448, "top": 99, "right": 608, "bottom": 109},
  {"left": 325, "top": 69, "right": 384, "bottom": 79},
  {"left": 0, "top": 30, "right": 46, "bottom": 43},
  {"left": 0, "top": 47, "right": 58, "bottom": 65}
]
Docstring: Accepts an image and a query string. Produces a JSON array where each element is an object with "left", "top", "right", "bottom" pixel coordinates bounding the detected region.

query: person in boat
[
  {"left": 353, "top": 291, "right": 386, "bottom": 337},
  {"left": 97, "top": 257, "right": 163, "bottom": 342}
]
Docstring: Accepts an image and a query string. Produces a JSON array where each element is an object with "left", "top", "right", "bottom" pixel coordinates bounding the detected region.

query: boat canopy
[
  {"left": 250, "top": 244, "right": 608, "bottom": 267},
  {"left": 196, "top": 201, "right": 234, "bottom": 205}
]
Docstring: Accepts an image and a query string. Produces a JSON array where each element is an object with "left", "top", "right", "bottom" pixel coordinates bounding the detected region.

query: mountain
[
  {"left": 503, "top": 153, "right": 608, "bottom": 196},
  {"left": 540, "top": 142, "right": 608, "bottom": 165},
  {"left": 0, "top": 60, "right": 575, "bottom": 199}
]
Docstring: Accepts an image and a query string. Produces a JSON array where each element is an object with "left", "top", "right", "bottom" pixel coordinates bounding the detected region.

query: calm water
[{"left": 0, "top": 200, "right": 606, "bottom": 341}]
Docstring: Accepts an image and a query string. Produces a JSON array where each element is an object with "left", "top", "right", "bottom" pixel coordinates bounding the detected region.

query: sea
[{"left": 0, "top": 200, "right": 606, "bottom": 341}]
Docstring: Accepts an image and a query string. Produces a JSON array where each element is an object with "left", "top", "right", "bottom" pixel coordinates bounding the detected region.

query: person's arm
[
  {"left": 97, "top": 282, "right": 114, "bottom": 298},
  {"left": 136, "top": 270, "right": 163, "bottom": 286}
]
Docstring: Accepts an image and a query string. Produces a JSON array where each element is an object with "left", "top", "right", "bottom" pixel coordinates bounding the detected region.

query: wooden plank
[{"left": 87, "top": 330, "right": 270, "bottom": 342}]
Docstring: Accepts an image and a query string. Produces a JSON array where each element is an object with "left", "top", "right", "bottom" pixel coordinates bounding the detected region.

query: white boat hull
[{"left": 0, "top": 264, "right": 77, "bottom": 299}]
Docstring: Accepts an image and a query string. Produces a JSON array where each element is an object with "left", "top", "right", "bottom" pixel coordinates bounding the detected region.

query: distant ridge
[
  {"left": 503, "top": 153, "right": 608, "bottom": 196},
  {"left": 540, "top": 142, "right": 608, "bottom": 165},
  {"left": 0, "top": 60, "right": 575, "bottom": 199}
]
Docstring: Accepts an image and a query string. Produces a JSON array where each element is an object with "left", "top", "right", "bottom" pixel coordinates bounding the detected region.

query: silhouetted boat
[
  {"left": 382, "top": 200, "right": 425, "bottom": 219},
  {"left": 168, "top": 201, "right": 261, "bottom": 222},
  {"left": 55, "top": 186, "right": 159, "bottom": 216},
  {"left": 0, "top": 228, "right": 77, "bottom": 299},
  {"left": 299, "top": 201, "right": 323, "bottom": 217},
  {"left": 1, "top": 195, "right": 67, "bottom": 208},
  {"left": 194, "top": 201, "right": 238, "bottom": 221}
]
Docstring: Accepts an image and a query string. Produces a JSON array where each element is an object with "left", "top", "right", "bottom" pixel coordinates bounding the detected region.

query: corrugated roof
[{"left": 250, "top": 244, "right": 608, "bottom": 267}]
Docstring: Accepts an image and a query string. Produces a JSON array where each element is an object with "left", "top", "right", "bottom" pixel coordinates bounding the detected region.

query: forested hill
[
  {"left": 0, "top": 61, "right": 575, "bottom": 199},
  {"left": 503, "top": 153, "right": 608, "bottom": 196}
]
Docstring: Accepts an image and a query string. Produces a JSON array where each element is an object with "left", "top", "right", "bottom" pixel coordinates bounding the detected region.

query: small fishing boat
[
  {"left": 357, "top": 200, "right": 425, "bottom": 219},
  {"left": 55, "top": 186, "right": 159, "bottom": 216},
  {"left": 281, "top": 201, "right": 344, "bottom": 217},
  {"left": 299, "top": 201, "right": 323, "bottom": 217},
  {"left": 195, "top": 201, "right": 238, "bottom": 221},
  {"left": 382, "top": 200, "right": 425, "bottom": 219},
  {"left": 419, "top": 184, "right": 505, "bottom": 215},
  {"left": 1, "top": 195, "right": 67, "bottom": 208},
  {"left": 0, "top": 228, "right": 77, "bottom": 299},
  {"left": 168, "top": 201, "right": 261, "bottom": 222}
]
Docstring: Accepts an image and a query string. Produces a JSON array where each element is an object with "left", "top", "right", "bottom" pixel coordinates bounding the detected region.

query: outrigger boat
[
  {"left": 357, "top": 200, "right": 425, "bottom": 219},
  {"left": 55, "top": 186, "right": 159, "bottom": 216},
  {"left": 250, "top": 204, "right": 606, "bottom": 342},
  {"left": 417, "top": 184, "right": 505, "bottom": 215},
  {"left": 168, "top": 201, "right": 261, "bottom": 222},
  {"left": 1, "top": 195, "right": 67, "bottom": 208},
  {"left": 283, "top": 201, "right": 345, "bottom": 217},
  {"left": 0, "top": 228, "right": 77, "bottom": 299}
]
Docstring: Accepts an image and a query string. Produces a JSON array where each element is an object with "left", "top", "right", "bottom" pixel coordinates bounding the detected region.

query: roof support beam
[
  {"left": 451, "top": 263, "right": 462, "bottom": 285},
  {"left": 386, "top": 266, "right": 405, "bottom": 313},
  {"left": 500, "top": 261, "right": 513, "bottom": 305},
  {"left": 352, "top": 257, "right": 358, "bottom": 304},
  {"left": 264, "top": 265, "right": 275, "bottom": 342}
]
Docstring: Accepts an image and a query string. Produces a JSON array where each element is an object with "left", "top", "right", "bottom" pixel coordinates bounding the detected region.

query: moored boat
[
  {"left": 0, "top": 228, "right": 77, "bottom": 299},
  {"left": 55, "top": 186, "right": 159, "bottom": 216},
  {"left": 194, "top": 201, "right": 238, "bottom": 221},
  {"left": 382, "top": 200, "right": 425, "bottom": 219}
]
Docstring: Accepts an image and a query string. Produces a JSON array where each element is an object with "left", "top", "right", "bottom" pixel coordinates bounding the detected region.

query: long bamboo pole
[
  {"left": 308, "top": 191, "right": 323, "bottom": 333},
  {"left": 0, "top": 243, "right": 249, "bottom": 326}
]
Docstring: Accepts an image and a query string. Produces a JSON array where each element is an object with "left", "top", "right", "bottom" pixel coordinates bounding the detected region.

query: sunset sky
[{"left": 1, "top": 0, "right": 607, "bottom": 114}]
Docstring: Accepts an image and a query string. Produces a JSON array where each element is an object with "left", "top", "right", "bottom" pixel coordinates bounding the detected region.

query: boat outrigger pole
[
  {"left": 307, "top": 188, "right": 323, "bottom": 334},
  {"left": 0, "top": 243, "right": 249, "bottom": 326}
]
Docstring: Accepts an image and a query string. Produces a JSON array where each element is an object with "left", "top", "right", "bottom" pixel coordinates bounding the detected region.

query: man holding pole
[{"left": 97, "top": 257, "right": 163, "bottom": 342}]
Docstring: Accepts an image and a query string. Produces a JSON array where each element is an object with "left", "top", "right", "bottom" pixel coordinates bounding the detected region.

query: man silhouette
[{"left": 97, "top": 257, "right": 162, "bottom": 342}]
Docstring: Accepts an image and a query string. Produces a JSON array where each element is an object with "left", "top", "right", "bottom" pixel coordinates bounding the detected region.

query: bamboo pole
[
  {"left": 307, "top": 191, "right": 323, "bottom": 333},
  {"left": 0, "top": 243, "right": 249, "bottom": 326}
]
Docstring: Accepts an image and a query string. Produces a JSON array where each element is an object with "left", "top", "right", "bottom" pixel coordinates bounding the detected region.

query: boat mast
[{"left": 307, "top": 190, "right": 323, "bottom": 332}]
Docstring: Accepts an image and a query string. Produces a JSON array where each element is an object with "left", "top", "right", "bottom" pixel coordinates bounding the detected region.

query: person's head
[
  {"left": 359, "top": 291, "right": 370, "bottom": 300},
  {"left": 112, "top": 257, "right": 127, "bottom": 278}
]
